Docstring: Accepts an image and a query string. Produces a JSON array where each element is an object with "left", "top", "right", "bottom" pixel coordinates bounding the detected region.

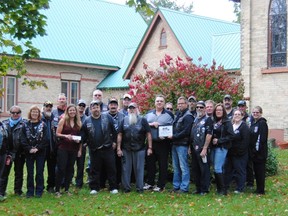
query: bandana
[{"left": 9, "top": 117, "right": 22, "bottom": 128}]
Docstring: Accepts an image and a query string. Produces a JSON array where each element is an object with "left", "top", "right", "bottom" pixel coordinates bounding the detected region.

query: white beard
[
  {"left": 128, "top": 113, "right": 138, "bottom": 125},
  {"left": 44, "top": 111, "right": 52, "bottom": 118},
  {"left": 196, "top": 111, "right": 202, "bottom": 118}
]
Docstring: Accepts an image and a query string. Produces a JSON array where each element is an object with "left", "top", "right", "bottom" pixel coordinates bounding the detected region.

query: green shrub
[{"left": 266, "top": 139, "right": 279, "bottom": 176}]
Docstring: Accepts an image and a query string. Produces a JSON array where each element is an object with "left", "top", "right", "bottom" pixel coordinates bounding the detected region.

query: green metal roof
[
  {"left": 212, "top": 32, "right": 240, "bottom": 70},
  {"left": 159, "top": 7, "right": 240, "bottom": 69},
  {"left": 32, "top": 0, "right": 147, "bottom": 67},
  {"left": 97, "top": 48, "right": 136, "bottom": 89}
]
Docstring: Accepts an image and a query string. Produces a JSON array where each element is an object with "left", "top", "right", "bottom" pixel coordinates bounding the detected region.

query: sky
[{"left": 107, "top": 0, "right": 237, "bottom": 22}]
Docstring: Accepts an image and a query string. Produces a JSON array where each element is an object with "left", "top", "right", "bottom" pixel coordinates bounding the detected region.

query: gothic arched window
[
  {"left": 160, "top": 28, "right": 167, "bottom": 48},
  {"left": 269, "top": 0, "right": 287, "bottom": 67}
]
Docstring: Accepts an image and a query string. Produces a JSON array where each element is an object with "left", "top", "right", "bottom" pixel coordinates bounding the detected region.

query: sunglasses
[
  {"left": 166, "top": 108, "right": 173, "bottom": 111},
  {"left": 78, "top": 104, "right": 86, "bottom": 107},
  {"left": 11, "top": 111, "right": 21, "bottom": 115},
  {"left": 196, "top": 106, "right": 205, "bottom": 109}
]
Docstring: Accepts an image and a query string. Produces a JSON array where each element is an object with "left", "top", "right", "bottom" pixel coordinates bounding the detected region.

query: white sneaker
[
  {"left": 110, "top": 189, "right": 119, "bottom": 194},
  {"left": 153, "top": 186, "right": 163, "bottom": 192},
  {"left": 143, "top": 183, "right": 153, "bottom": 190},
  {"left": 90, "top": 190, "right": 98, "bottom": 195}
]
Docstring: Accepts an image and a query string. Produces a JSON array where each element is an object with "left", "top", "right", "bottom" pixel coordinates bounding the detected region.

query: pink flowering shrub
[{"left": 128, "top": 54, "right": 244, "bottom": 113}]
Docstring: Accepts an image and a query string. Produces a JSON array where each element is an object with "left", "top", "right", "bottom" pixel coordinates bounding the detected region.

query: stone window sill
[{"left": 261, "top": 67, "right": 288, "bottom": 74}]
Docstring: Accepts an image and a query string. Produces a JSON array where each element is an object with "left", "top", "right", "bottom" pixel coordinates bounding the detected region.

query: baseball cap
[
  {"left": 128, "top": 102, "right": 137, "bottom": 109},
  {"left": 196, "top": 101, "right": 206, "bottom": 107},
  {"left": 90, "top": 100, "right": 101, "bottom": 107},
  {"left": 188, "top": 96, "right": 196, "bottom": 102},
  {"left": 237, "top": 100, "right": 246, "bottom": 106},
  {"left": 77, "top": 99, "right": 86, "bottom": 106},
  {"left": 224, "top": 94, "right": 232, "bottom": 100},
  {"left": 108, "top": 97, "right": 118, "bottom": 105},
  {"left": 123, "top": 94, "right": 132, "bottom": 100},
  {"left": 43, "top": 101, "right": 53, "bottom": 107}
]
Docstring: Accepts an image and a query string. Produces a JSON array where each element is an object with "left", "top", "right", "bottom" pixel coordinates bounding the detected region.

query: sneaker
[
  {"left": 55, "top": 192, "right": 61, "bottom": 198},
  {"left": 153, "top": 186, "right": 164, "bottom": 192},
  {"left": 65, "top": 191, "right": 72, "bottom": 196},
  {"left": 110, "top": 189, "right": 118, "bottom": 194},
  {"left": 90, "top": 190, "right": 98, "bottom": 195},
  {"left": 143, "top": 183, "right": 153, "bottom": 190},
  {"left": 0, "top": 195, "right": 7, "bottom": 202}
]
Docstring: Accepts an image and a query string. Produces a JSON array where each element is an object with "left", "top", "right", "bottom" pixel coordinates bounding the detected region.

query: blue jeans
[
  {"left": 26, "top": 151, "right": 46, "bottom": 196},
  {"left": 172, "top": 145, "right": 190, "bottom": 192},
  {"left": 210, "top": 147, "right": 228, "bottom": 173}
]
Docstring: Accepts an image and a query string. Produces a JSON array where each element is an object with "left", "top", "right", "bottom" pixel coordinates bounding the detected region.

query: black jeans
[
  {"left": 146, "top": 141, "right": 170, "bottom": 189},
  {"left": 225, "top": 153, "right": 248, "bottom": 192},
  {"left": 0, "top": 151, "right": 25, "bottom": 196},
  {"left": 75, "top": 146, "right": 86, "bottom": 187},
  {"left": 246, "top": 157, "right": 254, "bottom": 186},
  {"left": 253, "top": 161, "right": 266, "bottom": 194},
  {"left": 55, "top": 149, "right": 77, "bottom": 192},
  {"left": 190, "top": 148, "right": 210, "bottom": 193},
  {"left": 89, "top": 147, "right": 117, "bottom": 191},
  {"left": 26, "top": 150, "right": 46, "bottom": 196},
  {"left": 45, "top": 147, "right": 57, "bottom": 190}
]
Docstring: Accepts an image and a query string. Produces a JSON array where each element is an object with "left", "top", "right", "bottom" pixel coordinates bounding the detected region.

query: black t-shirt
[{"left": 91, "top": 117, "right": 103, "bottom": 147}]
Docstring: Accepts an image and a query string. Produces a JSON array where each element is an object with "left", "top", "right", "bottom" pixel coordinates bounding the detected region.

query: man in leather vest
[
  {"left": 106, "top": 97, "right": 125, "bottom": 185},
  {"left": 42, "top": 101, "right": 57, "bottom": 193},
  {"left": 168, "top": 96, "right": 194, "bottom": 193},
  {"left": 0, "top": 105, "right": 27, "bottom": 198},
  {"left": 117, "top": 102, "right": 152, "bottom": 193},
  {"left": 190, "top": 101, "right": 213, "bottom": 195},
  {"left": 81, "top": 100, "right": 118, "bottom": 195}
]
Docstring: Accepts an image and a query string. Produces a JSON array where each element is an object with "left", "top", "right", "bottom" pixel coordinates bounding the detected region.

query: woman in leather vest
[{"left": 22, "top": 105, "right": 48, "bottom": 198}]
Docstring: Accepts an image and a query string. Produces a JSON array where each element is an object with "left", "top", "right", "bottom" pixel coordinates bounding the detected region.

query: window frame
[
  {"left": 159, "top": 28, "right": 167, "bottom": 49},
  {"left": 0, "top": 76, "right": 16, "bottom": 113},
  {"left": 268, "top": 0, "right": 287, "bottom": 68},
  {"left": 61, "top": 80, "right": 79, "bottom": 105}
]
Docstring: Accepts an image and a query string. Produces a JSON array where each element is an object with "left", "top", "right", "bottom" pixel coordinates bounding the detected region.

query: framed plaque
[{"left": 158, "top": 125, "right": 173, "bottom": 137}]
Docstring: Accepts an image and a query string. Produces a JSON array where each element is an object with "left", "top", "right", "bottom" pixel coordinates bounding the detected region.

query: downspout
[{"left": 248, "top": 0, "right": 252, "bottom": 110}]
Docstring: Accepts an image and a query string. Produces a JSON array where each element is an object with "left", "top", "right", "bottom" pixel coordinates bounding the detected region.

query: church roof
[
  {"left": 32, "top": 0, "right": 147, "bottom": 68},
  {"left": 124, "top": 7, "right": 240, "bottom": 79}
]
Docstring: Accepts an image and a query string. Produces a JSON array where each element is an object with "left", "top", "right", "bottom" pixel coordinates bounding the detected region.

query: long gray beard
[
  {"left": 128, "top": 113, "right": 138, "bottom": 125},
  {"left": 44, "top": 111, "right": 52, "bottom": 118}
]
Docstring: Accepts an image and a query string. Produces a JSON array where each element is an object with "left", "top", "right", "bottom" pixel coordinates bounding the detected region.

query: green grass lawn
[{"left": 0, "top": 149, "right": 288, "bottom": 216}]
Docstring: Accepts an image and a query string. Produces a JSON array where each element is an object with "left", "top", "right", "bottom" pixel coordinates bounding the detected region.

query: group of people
[{"left": 0, "top": 90, "right": 268, "bottom": 201}]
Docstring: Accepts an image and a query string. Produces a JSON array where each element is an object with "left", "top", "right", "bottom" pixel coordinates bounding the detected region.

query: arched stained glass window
[
  {"left": 269, "top": 0, "right": 287, "bottom": 67},
  {"left": 160, "top": 29, "right": 167, "bottom": 47}
]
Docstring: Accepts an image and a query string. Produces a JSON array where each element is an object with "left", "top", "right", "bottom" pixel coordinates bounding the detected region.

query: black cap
[
  {"left": 108, "top": 97, "right": 118, "bottom": 105},
  {"left": 197, "top": 101, "right": 206, "bottom": 107},
  {"left": 237, "top": 100, "right": 246, "bottom": 106}
]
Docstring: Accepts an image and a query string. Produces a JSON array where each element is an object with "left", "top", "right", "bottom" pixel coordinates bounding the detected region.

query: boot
[{"left": 215, "top": 173, "right": 227, "bottom": 196}]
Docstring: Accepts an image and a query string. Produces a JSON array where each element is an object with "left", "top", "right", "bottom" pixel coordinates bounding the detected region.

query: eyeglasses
[
  {"left": 196, "top": 106, "right": 205, "bottom": 109},
  {"left": 166, "top": 108, "right": 173, "bottom": 111},
  {"left": 11, "top": 111, "right": 21, "bottom": 115}
]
